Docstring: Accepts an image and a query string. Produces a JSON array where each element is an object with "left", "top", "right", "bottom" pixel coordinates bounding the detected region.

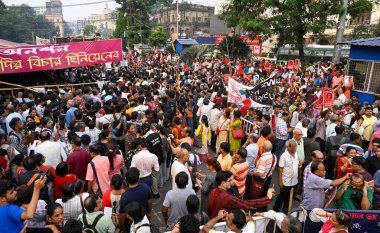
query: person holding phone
[{"left": 0, "top": 176, "right": 47, "bottom": 232}]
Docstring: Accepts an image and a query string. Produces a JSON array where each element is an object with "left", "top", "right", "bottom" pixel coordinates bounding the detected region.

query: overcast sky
[{"left": 4, "top": 0, "right": 216, "bottom": 21}]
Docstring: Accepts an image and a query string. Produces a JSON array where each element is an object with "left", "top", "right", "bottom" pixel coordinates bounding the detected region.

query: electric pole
[
  {"left": 333, "top": 0, "right": 348, "bottom": 63},
  {"left": 176, "top": 0, "right": 179, "bottom": 39}
]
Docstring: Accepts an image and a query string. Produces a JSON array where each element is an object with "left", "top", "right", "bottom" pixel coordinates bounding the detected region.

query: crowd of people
[{"left": 0, "top": 54, "right": 380, "bottom": 233}]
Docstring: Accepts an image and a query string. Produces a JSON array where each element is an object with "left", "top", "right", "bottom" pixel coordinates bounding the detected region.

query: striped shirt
[
  {"left": 231, "top": 160, "right": 249, "bottom": 197},
  {"left": 255, "top": 152, "right": 277, "bottom": 179}
]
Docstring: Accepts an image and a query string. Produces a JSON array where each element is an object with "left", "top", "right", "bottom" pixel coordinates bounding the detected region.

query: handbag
[
  {"left": 232, "top": 129, "right": 245, "bottom": 139},
  {"left": 250, "top": 154, "right": 275, "bottom": 199},
  {"left": 193, "top": 125, "right": 203, "bottom": 148},
  {"left": 90, "top": 161, "right": 103, "bottom": 198}
]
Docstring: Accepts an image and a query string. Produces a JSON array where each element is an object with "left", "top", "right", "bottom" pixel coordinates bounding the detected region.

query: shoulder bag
[
  {"left": 90, "top": 161, "right": 103, "bottom": 198},
  {"left": 250, "top": 154, "right": 275, "bottom": 199}
]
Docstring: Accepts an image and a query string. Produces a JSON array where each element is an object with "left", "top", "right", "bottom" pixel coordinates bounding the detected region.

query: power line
[{"left": 6, "top": 0, "right": 117, "bottom": 9}]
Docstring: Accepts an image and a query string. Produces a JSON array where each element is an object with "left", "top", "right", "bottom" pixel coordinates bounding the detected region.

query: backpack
[
  {"left": 82, "top": 213, "right": 104, "bottom": 233},
  {"left": 135, "top": 223, "right": 160, "bottom": 233},
  {"left": 112, "top": 114, "right": 123, "bottom": 137}
]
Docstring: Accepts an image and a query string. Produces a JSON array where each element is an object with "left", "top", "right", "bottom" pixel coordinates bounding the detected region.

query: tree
[
  {"left": 180, "top": 45, "right": 211, "bottom": 65},
  {"left": 63, "top": 21, "right": 73, "bottom": 36},
  {"left": 218, "top": 36, "right": 249, "bottom": 59},
  {"left": 148, "top": 27, "right": 168, "bottom": 46},
  {"left": 0, "top": 4, "right": 59, "bottom": 43},
  {"left": 220, "top": 0, "right": 373, "bottom": 65},
  {"left": 371, "top": 21, "right": 380, "bottom": 37},
  {"left": 348, "top": 24, "right": 371, "bottom": 40},
  {"left": 113, "top": 0, "right": 171, "bottom": 47},
  {"left": 83, "top": 25, "right": 97, "bottom": 36}
]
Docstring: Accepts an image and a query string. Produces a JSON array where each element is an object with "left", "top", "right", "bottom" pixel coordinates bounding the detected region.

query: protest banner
[
  {"left": 246, "top": 72, "right": 278, "bottom": 106},
  {"left": 227, "top": 78, "right": 267, "bottom": 107},
  {"left": 0, "top": 39, "right": 123, "bottom": 74},
  {"left": 287, "top": 60, "right": 294, "bottom": 70},
  {"left": 294, "top": 59, "right": 300, "bottom": 70},
  {"left": 322, "top": 88, "right": 335, "bottom": 108},
  {"left": 304, "top": 209, "right": 380, "bottom": 233}
]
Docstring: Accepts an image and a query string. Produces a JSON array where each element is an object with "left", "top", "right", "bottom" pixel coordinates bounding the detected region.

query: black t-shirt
[
  {"left": 366, "top": 156, "right": 380, "bottom": 176},
  {"left": 146, "top": 132, "right": 164, "bottom": 164}
]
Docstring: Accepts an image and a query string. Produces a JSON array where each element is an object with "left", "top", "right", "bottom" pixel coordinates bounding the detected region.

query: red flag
[
  {"left": 264, "top": 62, "right": 271, "bottom": 72},
  {"left": 243, "top": 72, "right": 250, "bottom": 82}
]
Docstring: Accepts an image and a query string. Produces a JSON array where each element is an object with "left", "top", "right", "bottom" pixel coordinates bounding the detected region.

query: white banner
[
  {"left": 227, "top": 78, "right": 268, "bottom": 107},
  {"left": 36, "top": 36, "right": 50, "bottom": 45}
]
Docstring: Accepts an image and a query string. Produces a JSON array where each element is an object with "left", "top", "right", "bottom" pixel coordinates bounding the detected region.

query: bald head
[
  {"left": 263, "top": 141, "right": 272, "bottom": 152},
  {"left": 177, "top": 148, "right": 189, "bottom": 163},
  {"left": 311, "top": 150, "right": 324, "bottom": 162},
  {"left": 6, "top": 104, "right": 15, "bottom": 113}
]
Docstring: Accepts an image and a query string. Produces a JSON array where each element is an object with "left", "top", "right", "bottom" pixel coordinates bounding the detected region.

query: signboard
[
  {"left": 304, "top": 209, "right": 380, "bottom": 233},
  {"left": 323, "top": 88, "right": 335, "bottom": 108},
  {"left": 0, "top": 39, "right": 123, "bottom": 74},
  {"left": 214, "top": 36, "right": 262, "bottom": 57}
]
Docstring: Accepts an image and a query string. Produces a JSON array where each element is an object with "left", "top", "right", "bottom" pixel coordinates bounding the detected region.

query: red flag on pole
[{"left": 294, "top": 59, "right": 300, "bottom": 70}]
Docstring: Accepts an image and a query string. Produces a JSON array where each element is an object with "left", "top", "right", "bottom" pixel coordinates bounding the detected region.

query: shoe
[{"left": 153, "top": 193, "right": 160, "bottom": 198}]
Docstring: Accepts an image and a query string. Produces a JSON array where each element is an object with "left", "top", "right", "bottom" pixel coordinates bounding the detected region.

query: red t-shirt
[{"left": 54, "top": 174, "right": 77, "bottom": 199}]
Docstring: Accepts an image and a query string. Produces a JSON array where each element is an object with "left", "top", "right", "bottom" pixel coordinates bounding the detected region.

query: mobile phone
[{"left": 41, "top": 169, "right": 50, "bottom": 177}]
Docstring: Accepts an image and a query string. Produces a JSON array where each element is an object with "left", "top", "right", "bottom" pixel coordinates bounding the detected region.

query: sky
[{"left": 4, "top": 0, "right": 216, "bottom": 21}]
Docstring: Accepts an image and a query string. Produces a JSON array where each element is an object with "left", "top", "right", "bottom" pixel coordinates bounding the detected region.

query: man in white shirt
[
  {"left": 273, "top": 139, "right": 299, "bottom": 213},
  {"left": 326, "top": 114, "right": 339, "bottom": 139},
  {"left": 5, "top": 105, "right": 23, "bottom": 134},
  {"left": 171, "top": 148, "right": 192, "bottom": 189},
  {"left": 35, "top": 131, "right": 67, "bottom": 168},
  {"left": 130, "top": 139, "right": 159, "bottom": 190},
  {"left": 209, "top": 103, "right": 222, "bottom": 152},
  {"left": 197, "top": 98, "right": 214, "bottom": 123},
  {"left": 133, "top": 96, "right": 149, "bottom": 112},
  {"left": 96, "top": 105, "right": 114, "bottom": 129}
]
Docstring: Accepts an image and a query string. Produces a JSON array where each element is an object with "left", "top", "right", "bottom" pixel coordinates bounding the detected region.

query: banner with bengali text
[
  {"left": 304, "top": 209, "right": 380, "bottom": 233},
  {"left": 0, "top": 39, "right": 123, "bottom": 74}
]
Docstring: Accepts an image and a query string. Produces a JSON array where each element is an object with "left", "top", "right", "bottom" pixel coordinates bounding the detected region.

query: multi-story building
[
  {"left": 76, "top": 4, "right": 117, "bottom": 37},
  {"left": 45, "top": 0, "right": 64, "bottom": 36},
  {"left": 151, "top": 3, "right": 214, "bottom": 40}
]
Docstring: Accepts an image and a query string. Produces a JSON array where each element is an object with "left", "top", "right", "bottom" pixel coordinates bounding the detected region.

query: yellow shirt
[
  {"left": 125, "top": 107, "right": 134, "bottom": 116},
  {"left": 217, "top": 153, "right": 233, "bottom": 171},
  {"left": 362, "top": 115, "right": 377, "bottom": 141}
]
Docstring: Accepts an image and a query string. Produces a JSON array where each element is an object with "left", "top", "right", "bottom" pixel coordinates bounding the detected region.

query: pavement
[{"left": 149, "top": 148, "right": 303, "bottom": 231}]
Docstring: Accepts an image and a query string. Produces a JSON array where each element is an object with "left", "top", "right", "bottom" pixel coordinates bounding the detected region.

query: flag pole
[{"left": 32, "top": 32, "right": 35, "bottom": 44}]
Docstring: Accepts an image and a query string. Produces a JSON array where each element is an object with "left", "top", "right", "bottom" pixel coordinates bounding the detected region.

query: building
[
  {"left": 151, "top": 3, "right": 214, "bottom": 40},
  {"left": 76, "top": 4, "right": 117, "bottom": 37},
  {"left": 45, "top": 0, "right": 64, "bottom": 37}
]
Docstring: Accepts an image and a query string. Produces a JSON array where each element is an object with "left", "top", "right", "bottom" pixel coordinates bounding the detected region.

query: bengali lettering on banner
[
  {"left": 0, "top": 39, "right": 123, "bottom": 74},
  {"left": 304, "top": 209, "right": 380, "bottom": 233}
]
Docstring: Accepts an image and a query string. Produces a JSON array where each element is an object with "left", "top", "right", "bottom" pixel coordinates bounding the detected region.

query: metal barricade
[{"left": 240, "top": 117, "right": 261, "bottom": 136}]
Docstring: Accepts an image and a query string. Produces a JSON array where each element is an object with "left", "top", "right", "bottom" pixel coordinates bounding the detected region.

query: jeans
[
  {"left": 187, "top": 117, "right": 194, "bottom": 133},
  {"left": 274, "top": 138, "right": 286, "bottom": 158}
]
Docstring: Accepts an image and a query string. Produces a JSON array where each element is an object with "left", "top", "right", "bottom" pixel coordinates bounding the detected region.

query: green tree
[
  {"left": 371, "top": 20, "right": 380, "bottom": 37},
  {"left": 220, "top": 0, "right": 373, "bottom": 65},
  {"left": 0, "top": 4, "right": 59, "bottom": 43},
  {"left": 83, "top": 25, "right": 97, "bottom": 36},
  {"left": 148, "top": 27, "right": 168, "bottom": 46},
  {"left": 348, "top": 24, "right": 371, "bottom": 40},
  {"left": 113, "top": 0, "right": 171, "bottom": 47},
  {"left": 218, "top": 36, "right": 249, "bottom": 59},
  {"left": 63, "top": 21, "right": 73, "bottom": 36}
]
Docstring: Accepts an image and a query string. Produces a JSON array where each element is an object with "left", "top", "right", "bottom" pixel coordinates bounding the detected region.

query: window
[
  {"left": 197, "top": 17, "right": 201, "bottom": 21},
  {"left": 192, "top": 17, "right": 195, "bottom": 22},
  {"left": 348, "top": 60, "right": 371, "bottom": 91},
  {"left": 369, "top": 63, "right": 380, "bottom": 92}
]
